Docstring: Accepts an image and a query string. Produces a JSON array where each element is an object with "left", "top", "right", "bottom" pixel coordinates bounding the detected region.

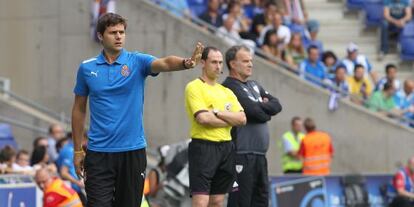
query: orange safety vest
[
  {"left": 44, "top": 178, "right": 82, "bottom": 207},
  {"left": 301, "top": 131, "right": 332, "bottom": 176}
]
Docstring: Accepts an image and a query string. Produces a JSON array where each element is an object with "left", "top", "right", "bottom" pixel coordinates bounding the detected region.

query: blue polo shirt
[
  {"left": 56, "top": 141, "right": 80, "bottom": 192},
  {"left": 74, "top": 49, "right": 157, "bottom": 152},
  {"left": 299, "top": 59, "right": 326, "bottom": 87}
]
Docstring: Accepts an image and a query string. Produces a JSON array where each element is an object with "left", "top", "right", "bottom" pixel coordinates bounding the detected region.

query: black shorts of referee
[
  {"left": 84, "top": 148, "right": 146, "bottom": 207},
  {"left": 188, "top": 139, "right": 236, "bottom": 195}
]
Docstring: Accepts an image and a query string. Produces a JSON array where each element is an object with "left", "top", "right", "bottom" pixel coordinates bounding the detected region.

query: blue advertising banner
[
  {"left": 270, "top": 174, "right": 393, "bottom": 207},
  {"left": 0, "top": 175, "right": 38, "bottom": 207}
]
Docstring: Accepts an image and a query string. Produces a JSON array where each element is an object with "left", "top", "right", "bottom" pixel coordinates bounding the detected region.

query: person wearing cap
[
  {"left": 387, "top": 157, "right": 414, "bottom": 207},
  {"left": 381, "top": 0, "right": 412, "bottom": 55},
  {"left": 341, "top": 42, "right": 377, "bottom": 83}
]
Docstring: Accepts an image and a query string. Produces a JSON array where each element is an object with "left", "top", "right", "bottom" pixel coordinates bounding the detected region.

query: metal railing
[
  {"left": 0, "top": 115, "right": 48, "bottom": 135},
  {"left": 144, "top": 0, "right": 414, "bottom": 128}
]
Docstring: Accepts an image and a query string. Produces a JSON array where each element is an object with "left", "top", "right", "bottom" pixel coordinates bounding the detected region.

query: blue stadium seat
[
  {"left": 400, "top": 37, "right": 414, "bottom": 61},
  {"left": 347, "top": 0, "right": 364, "bottom": 10},
  {"left": 0, "top": 124, "right": 18, "bottom": 149},
  {"left": 363, "top": 0, "right": 383, "bottom": 27},
  {"left": 187, "top": 0, "right": 206, "bottom": 17},
  {"left": 401, "top": 21, "right": 414, "bottom": 37}
]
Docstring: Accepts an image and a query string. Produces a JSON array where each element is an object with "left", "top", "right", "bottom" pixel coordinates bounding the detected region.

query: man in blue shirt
[
  {"left": 299, "top": 45, "right": 326, "bottom": 87},
  {"left": 71, "top": 13, "right": 204, "bottom": 207},
  {"left": 381, "top": 0, "right": 412, "bottom": 54}
]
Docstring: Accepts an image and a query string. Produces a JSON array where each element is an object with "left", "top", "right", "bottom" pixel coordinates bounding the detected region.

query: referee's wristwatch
[{"left": 213, "top": 109, "right": 219, "bottom": 117}]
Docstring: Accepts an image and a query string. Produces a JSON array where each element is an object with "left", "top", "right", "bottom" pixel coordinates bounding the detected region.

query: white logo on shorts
[
  {"left": 140, "top": 172, "right": 145, "bottom": 178},
  {"left": 236, "top": 165, "right": 243, "bottom": 173}
]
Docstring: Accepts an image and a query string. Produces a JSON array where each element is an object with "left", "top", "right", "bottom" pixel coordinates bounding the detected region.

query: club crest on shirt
[
  {"left": 121, "top": 65, "right": 130, "bottom": 77},
  {"left": 236, "top": 165, "right": 243, "bottom": 173},
  {"left": 225, "top": 103, "right": 232, "bottom": 111}
]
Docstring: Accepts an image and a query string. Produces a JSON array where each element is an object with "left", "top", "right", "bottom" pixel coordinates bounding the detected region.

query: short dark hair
[
  {"left": 304, "top": 118, "right": 316, "bottom": 132},
  {"left": 335, "top": 64, "right": 346, "bottom": 73},
  {"left": 354, "top": 63, "right": 364, "bottom": 72},
  {"left": 385, "top": 64, "right": 396, "bottom": 74},
  {"left": 263, "top": 29, "right": 278, "bottom": 46},
  {"left": 16, "top": 150, "right": 29, "bottom": 160},
  {"left": 96, "top": 13, "right": 127, "bottom": 35},
  {"left": 201, "top": 46, "right": 220, "bottom": 61},
  {"left": 225, "top": 45, "right": 250, "bottom": 70},
  {"left": 291, "top": 116, "right": 301, "bottom": 125},
  {"left": 383, "top": 81, "right": 394, "bottom": 91},
  {"left": 307, "top": 45, "right": 319, "bottom": 54}
]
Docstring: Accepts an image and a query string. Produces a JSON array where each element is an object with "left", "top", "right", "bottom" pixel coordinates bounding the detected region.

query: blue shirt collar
[{"left": 96, "top": 49, "right": 128, "bottom": 65}]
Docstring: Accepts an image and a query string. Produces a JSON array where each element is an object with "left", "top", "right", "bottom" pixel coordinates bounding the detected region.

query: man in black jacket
[{"left": 223, "top": 45, "right": 282, "bottom": 207}]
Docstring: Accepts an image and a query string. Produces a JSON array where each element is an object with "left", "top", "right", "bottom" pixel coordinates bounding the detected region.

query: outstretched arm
[{"left": 151, "top": 42, "right": 204, "bottom": 73}]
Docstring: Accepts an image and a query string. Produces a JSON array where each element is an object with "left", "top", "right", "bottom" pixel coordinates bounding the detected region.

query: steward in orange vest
[
  {"left": 35, "top": 168, "right": 82, "bottom": 207},
  {"left": 298, "top": 118, "right": 334, "bottom": 176}
]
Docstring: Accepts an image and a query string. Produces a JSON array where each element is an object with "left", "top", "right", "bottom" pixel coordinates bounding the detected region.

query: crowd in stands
[
  {"left": 152, "top": 0, "right": 414, "bottom": 126},
  {"left": 0, "top": 124, "right": 86, "bottom": 207}
]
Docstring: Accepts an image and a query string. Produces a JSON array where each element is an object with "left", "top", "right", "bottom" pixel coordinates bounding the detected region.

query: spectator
[
  {"left": 304, "top": 20, "right": 323, "bottom": 53},
  {"left": 199, "top": 0, "right": 223, "bottom": 28},
  {"left": 223, "top": 45, "right": 282, "bottom": 207},
  {"left": 366, "top": 82, "right": 397, "bottom": 116},
  {"left": 35, "top": 168, "right": 83, "bottom": 207},
  {"left": 12, "top": 150, "right": 33, "bottom": 174},
  {"left": 56, "top": 137, "right": 86, "bottom": 205},
  {"left": 261, "top": 29, "right": 285, "bottom": 62},
  {"left": 159, "top": 0, "right": 191, "bottom": 18},
  {"left": 376, "top": 64, "right": 402, "bottom": 91},
  {"left": 0, "top": 145, "right": 16, "bottom": 174},
  {"left": 33, "top": 136, "right": 48, "bottom": 148},
  {"left": 298, "top": 118, "right": 334, "bottom": 176},
  {"left": 56, "top": 136, "right": 70, "bottom": 154},
  {"left": 341, "top": 43, "right": 377, "bottom": 83},
  {"left": 250, "top": 1, "right": 278, "bottom": 39},
  {"left": 381, "top": 0, "right": 412, "bottom": 55},
  {"left": 387, "top": 157, "right": 414, "bottom": 207},
  {"left": 394, "top": 80, "right": 414, "bottom": 120},
  {"left": 285, "top": 33, "right": 306, "bottom": 69},
  {"left": 259, "top": 12, "right": 291, "bottom": 46},
  {"left": 217, "top": 15, "right": 256, "bottom": 49},
  {"left": 347, "top": 64, "right": 373, "bottom": 104},
  {"left": 327, "top": 65, "right": 350, "bottom": 96},
  {"left": 47, "top": 124, "right": 65, "bottom": 162},
  {"left": 322, "top": 51, "right": 339, "bottom": 79},
  {"left": 299, "top": 45, "right": 327, "bottom": 86},
  {"left": 31, "top": 145, "right": 57, "bottom": 174},
  {"left": 280, "top": 117, "right": 304, "bottom": 174},
  {"left": 222, "top": 0, "right": 255, "bottom": 41},
  {"left": 243, "top": 0, "right": 265, "bottom": 20}
]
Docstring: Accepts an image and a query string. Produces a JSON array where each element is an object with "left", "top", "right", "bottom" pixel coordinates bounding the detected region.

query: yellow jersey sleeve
[{"left": 185, "top": 82, "right": 208, "bottom": 117}]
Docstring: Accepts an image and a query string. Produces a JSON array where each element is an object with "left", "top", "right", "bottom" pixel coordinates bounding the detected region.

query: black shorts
[
  {"left": 84, "top": 148, "right": 147, "bottom": 207},
  {"left": 227, "top": 154, "right": 269, "bottom": 207},
  {"left": 188, "top": 139, "right": 236, "bottom": 195}
]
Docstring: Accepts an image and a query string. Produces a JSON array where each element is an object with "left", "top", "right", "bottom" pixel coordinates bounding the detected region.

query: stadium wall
[{"left": 1, "top": 0, "right": 413, "bottom": 174}]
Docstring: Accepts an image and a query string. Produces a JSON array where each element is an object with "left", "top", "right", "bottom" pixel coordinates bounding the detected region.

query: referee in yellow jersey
[{"left": 185, "top": 46, "right": 246, "bottom": 207}]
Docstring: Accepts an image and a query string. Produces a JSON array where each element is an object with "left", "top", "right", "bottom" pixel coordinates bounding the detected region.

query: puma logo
[{"left": 90, "top": 71, "right": 98, "bottom": 77}]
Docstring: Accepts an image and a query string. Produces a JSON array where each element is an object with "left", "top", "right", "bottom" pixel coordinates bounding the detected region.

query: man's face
[
  {"left": 335, "top": 68, "right": 346, "bottom": 82},
  {"left": 309, "top": 48, "right": 319, "bottom": 63},
  {"left": 354, "top": 67, "right": 365, "bottom": 80},
  {"left": 231, "top": 49, "right": 253, "bottom": 80},
  {"left": 51, "top": 125, "right": 65, "bottom": 140},
  {"left": 387, "top": 68, "right": 397, "bottom": 80},
  {"left": 16, "top": 154, "right": 30, "bottom": 167},
  {"left": 349, "top": 51, "right": 358, "bottom": 60},
  {"left": 272, "top": 13, "right": 282, "bottom": 27},
  {"left": 265, "top": 5, "right": 277, "bottom": 19},
  {"left": 99, "top": 24, "right": 126, "bottom": 53},
  {"left": 35, "top": 171, "right": 49, "bottom": 191},
  {"left": 202, "top": 50, "right": 223, "bottom": 80},
  {"left": 37, "top": 139, "right": 48, "bottom": 148},
  {"left": 208, "top": 0, "right": 220, "bottom": 11},
  {"left": 292, "top": 120, "right": 303, "bottom": 133}
]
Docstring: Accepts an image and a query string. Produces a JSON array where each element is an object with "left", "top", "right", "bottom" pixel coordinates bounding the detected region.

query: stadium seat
[
  {"left": 400, "top": 37, "right": 414, "bottom": 61},
  {"left": 347, "top": 0, "right": 364, "bottom": 10},
  {"left": 363, "top": 0, "right": 383, "bottom": 27},
  {"left": 187, "top": 0, "right": 206, "bottom": 17},
  {"left": 0, "top": 123, "right": 18, "bottom": 149}
]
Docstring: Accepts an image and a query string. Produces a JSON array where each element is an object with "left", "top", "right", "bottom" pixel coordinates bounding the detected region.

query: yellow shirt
[
  {"left": 185, "top": 78, "right": 243, "bottom": 142},
  {"left": 347, "top": 76, "right": 373, "bottom": 99}
]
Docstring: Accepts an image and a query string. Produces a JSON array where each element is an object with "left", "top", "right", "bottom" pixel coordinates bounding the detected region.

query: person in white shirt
[
  {"left": 259, "top": 12, "right": 291, "bottom": 46},
  {"left": 12, "top": 150, "right": 33, "bottom": 174}
]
